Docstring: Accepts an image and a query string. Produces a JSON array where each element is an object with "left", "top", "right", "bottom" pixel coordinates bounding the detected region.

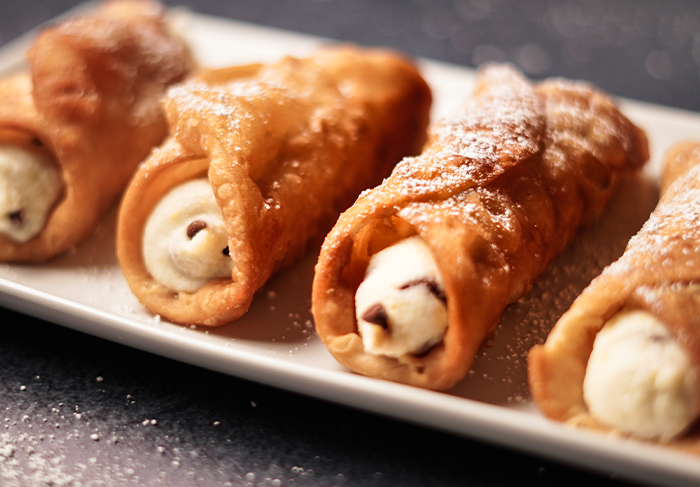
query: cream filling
[
  {"left": 142, "top": 178, "right": 234, "bottom": 293},
  {"left": 0, "top": 145, "right": 62, "bottom": 243},
  {"left": 583, "top": 309, "right": 700, "bottom": 441},
  {"left": 354, "top": 235, "right": 448, "bottom": 358}
]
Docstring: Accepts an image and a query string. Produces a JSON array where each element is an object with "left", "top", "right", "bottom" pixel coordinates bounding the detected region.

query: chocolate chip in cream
[
  {"left": 399, "top": 278, "right": 446, "bottom": 304},
  {"left": 186, "top": 220, "right": 207, "bottom": 239},
  {"left": 8, "top": 210, "right": 24, "bottom": 228},
  {"left": 361, "top": 302, "right": 390, "bottom": 330}
]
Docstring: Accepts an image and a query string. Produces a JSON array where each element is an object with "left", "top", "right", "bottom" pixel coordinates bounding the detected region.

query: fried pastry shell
[
  {"left": 528, "top": 141, "right": 700, "bottom": 454},
  {"left": 117, "top": 46, "right": 432, "bottom": 326},
  {"left": 0, "top": 0, "right": 193, "bottom": 262},
  {"left": 312, "top": 64, "right": 649, "bottom": 390}
]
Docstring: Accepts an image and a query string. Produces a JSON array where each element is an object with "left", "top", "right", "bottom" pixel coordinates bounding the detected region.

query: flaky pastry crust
[
  {"left": 529, "top": 141, "right": 700, "bottom": 454},
  {"left": 312, "top": 64, "right": 648, "bottom": 390},
  {"left": 116, "top": 46, "right": 432, "bottom": 326},
  {"left": 0, "top": 0, "right": 193, "bottom": 262}
]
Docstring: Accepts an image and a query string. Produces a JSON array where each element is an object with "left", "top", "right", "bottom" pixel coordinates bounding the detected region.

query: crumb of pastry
[
  {"left": 0, "top": 145, "right": 62, "bottom": 243},
  {"left": 355, "top": 235, "right": 447, "bottom": 358},
  {"left": 583, "top": 308, "right": 699, "bottom": 441},
  {"left": 142, "top": 178, "right": 233, "bottom": 293}
]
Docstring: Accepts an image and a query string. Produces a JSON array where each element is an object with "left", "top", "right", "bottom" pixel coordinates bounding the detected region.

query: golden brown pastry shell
[
  {"left": 117, "top": 46, "right": 432, "bottom": 326},
  {"left": 0, "top": 0, "right": 193, "bottom": 262},
  {"left": 529, "top": 141, "right": 700, "bottom": 454},
  {"left": 313, "top": 64, "right": 649, "bottom": 390}
]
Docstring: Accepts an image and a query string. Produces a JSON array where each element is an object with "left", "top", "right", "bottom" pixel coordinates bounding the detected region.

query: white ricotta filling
[
  {"left": 142, "top": 178, "right": 234, "bottom": 293},
  {"left": 583, "top": 309, "right": 700, "bottom": 441},
  {"left": 355, "top": 235, "right": 448, "bottom": 358},
  {"left": 0, "top": 145, "right": 62, "bottom": 243}
]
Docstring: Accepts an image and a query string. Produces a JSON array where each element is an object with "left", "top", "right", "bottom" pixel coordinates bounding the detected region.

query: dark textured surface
[
  {"left": 2, "top": 310, "right": 637, "bottom": 486},
  {"left": 1, "top": 0, "right": 699, "bottom": 486},
  {"left": 5, "top": 0, "right": 699, "bottom": 110}
]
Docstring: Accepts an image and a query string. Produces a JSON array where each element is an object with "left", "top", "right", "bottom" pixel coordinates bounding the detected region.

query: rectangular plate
[{"left": 3, "top": 8, "right": 700, "bottom": 487}]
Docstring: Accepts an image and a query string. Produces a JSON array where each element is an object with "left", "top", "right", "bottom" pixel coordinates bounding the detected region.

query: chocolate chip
[
  {"left": 222, "top": 246, "right": 230, "bottom": 256},
  {"left": 31, "top": 137, "right": 43, "bottom": 147},
  {"left": 399, "top": 278, "right": 446, "bottom": 303},
  {"left": 186, "top": 220, "right": 207, "bottom": 239},
  {"left": 8, "top": 210, "right": 24, "bottom": 228},
  {"left": 361, "top": 303, "right": 389, "bottom": 330}
]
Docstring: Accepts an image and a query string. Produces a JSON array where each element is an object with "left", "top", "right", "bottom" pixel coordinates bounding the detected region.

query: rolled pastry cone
[
  {"left": 0, "top": 0, "right": 193, "bottom": 262},
  {"left": 116, "top": 46, "right": 432, "bottom": 326},
  {"left": 312, "top": 64, "right": 649, "bottom": 390},
  {"left": 528, "top": 141, "right": 700, "bottom": 452}
]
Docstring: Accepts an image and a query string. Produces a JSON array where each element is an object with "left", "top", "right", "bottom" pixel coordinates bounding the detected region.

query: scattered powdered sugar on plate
[
  {"left": 0, "top": 432, "right": 74, "bottom": 487},
  {"left": 111, "top": 304, "right": 165, "bottom": 326},
  {"left": 449, "top": 174, "right": 659, "bottom": 405}
]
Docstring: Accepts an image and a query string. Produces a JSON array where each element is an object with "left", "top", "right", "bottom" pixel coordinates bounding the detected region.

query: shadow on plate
[{"left": 448, "top": 174, "right": 660, "bottom": 405}]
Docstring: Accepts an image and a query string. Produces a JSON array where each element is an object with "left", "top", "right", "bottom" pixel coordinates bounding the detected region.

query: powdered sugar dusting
[
  {"left": 612, "top": 163, "right": 700, "bottom": 278},
  {"left": 30, "top": 0, "right": 192, "bottom": 126},
  {"left": 0, "top": 430, "right": 74, "bottom": 487},
  {"left": 386, "top": 64, "right": 544, "bottom": 198},
  {"left": 448, "top": 175, "right": 658, "bottom": 404}
]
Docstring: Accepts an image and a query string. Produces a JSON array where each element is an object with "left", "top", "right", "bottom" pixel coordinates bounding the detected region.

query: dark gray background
[{"left": 1, "top": 1, "right": 699, "bottom": 486}]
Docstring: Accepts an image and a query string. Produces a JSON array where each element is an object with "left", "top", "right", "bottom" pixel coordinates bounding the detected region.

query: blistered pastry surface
[
  {"left": 313, "top": 64, "right": 648, "bottom": 390},
  {"left": 0, "top": 0, "right": 193, "bottom": 262},
  {"left": 529, "top": 141, "right": 700, "bottom": 454},
  {"left": 117, "top": 45, "right": 432, "bottom": 326}
]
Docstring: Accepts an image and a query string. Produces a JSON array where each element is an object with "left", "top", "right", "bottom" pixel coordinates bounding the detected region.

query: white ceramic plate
[{"left": 2, "top": 8, "right": 700, "bottom": 487}]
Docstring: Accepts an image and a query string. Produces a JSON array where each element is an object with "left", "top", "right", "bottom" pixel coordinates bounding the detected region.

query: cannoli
[
  {"left": 116, "top": 46, "right": 432, "bottom": 326},
  {"left": 312, "top": 64, "right": 649, "bottom": 391},
  {"left": 528, "top": 141, "right": 700, "bottom": 453},
  {"left": 0, "top": 0, "right": 193, "bottom": 262}
]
